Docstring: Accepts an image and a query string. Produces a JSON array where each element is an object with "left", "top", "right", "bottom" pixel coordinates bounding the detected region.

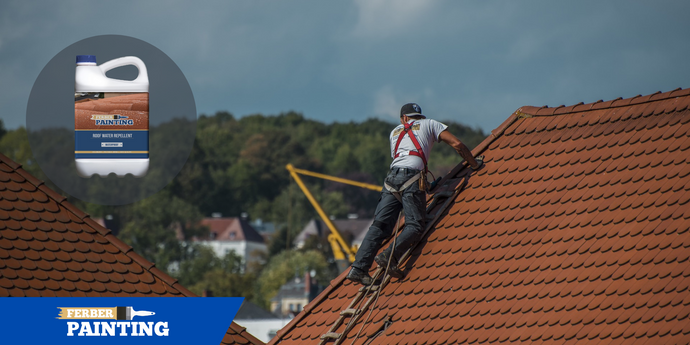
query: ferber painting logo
[
  {"left": 57, "top": 306, "right": 169, "bottom": 337},
  {"left": 1, "top": 297, "right": 243, "bottom": 344},
  {"left": 90, "top": 114, "right": 134, "bottom": 125}
]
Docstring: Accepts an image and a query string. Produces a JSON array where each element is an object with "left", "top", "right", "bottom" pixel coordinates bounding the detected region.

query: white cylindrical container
[{"left": 74, "top": 55, "right": 149, "bottom": 177}]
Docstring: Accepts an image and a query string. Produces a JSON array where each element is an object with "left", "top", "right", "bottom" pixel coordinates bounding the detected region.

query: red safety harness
[{"left": 393, "top": 121, "right": 428, "bottom": 172}]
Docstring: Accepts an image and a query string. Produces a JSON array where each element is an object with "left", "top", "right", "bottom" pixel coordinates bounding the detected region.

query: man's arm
[{"left": 439, "top": 130, "right": 479, "bottom": 168}]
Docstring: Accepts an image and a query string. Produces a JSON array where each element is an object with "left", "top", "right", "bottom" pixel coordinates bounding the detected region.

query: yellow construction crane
[{"left": 286, "top": 164, "right": 381, "bottom": 272}]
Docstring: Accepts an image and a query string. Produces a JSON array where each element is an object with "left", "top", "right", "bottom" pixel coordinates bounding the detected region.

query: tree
[
  {"left": 255, "top": 250, "right": 330, "bottom": 308},
  {"left": 0, "top": 127, "right": 44, "bottom": 180},
  {"left": 0, "top": 119, "right": 6, "bottom": 141},
  {"left": 116, "top": 189, "right": 206, "bottom": 272},
  {"left": 177, "top": 246, "right": 255, "bottom": 298}
]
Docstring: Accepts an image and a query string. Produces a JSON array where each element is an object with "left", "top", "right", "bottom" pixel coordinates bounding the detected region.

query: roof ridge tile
[
  {"left": 60, "top": 201, "right": 88, "bottom": 220},
  {"left": 125, "top": 251, "right": 155, "bottom": 271},
  {"left": 83, "top": 217, "right": 111, "bottom": 236},
  {"left": 520, "top": 88, "right": 690, "bottom": 120},
  {"left": 103, "top": 233, "right": 132, "bottom": 253},
  {"left": 0, "top": 154, "right": 21, "bottom": 170},
  {"left": 37, "top": 184, "right": 66, "bottom": 203},
  {"left": 14, "top": 168, "right": 44, "bottom": 188}
]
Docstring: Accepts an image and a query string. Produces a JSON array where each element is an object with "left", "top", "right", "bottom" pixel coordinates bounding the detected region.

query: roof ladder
[
  {"left": 318, "top": 266, "right": 392, "bottom": 345},
  {"left": 317, "top": 166, "right": 473, "bottom": 344}
]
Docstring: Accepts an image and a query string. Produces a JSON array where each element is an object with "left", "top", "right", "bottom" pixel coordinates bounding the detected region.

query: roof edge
[
  {"left": 518, "top": 87, "right": 690, "bottom": 117},
  {"left": 0, "top": 152, "right": 198, "bottom": 298},
  {"left": 227, "top": 322, "right": 265, "bottom": 345}
]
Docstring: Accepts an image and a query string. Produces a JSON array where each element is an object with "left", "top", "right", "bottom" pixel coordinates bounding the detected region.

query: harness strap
[
  {"left": 384, "top": 172, "right": 421, "bottom": 202},
  {"left": 393, "top": 121, "right": 428, "bottom": 172}
]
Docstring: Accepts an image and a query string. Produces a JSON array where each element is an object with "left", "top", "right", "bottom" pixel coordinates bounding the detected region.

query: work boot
[
  {"left": 375, "top": 251, "right": 404, "bottom": 279},
  {"left": 346, "top": 267, "right": 373, "bottom": 286}
]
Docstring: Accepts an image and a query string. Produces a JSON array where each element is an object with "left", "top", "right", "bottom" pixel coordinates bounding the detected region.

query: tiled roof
[
  {"left": 268, "top": 88, "right": 690, "bottom": 344},
  {"left": 0, "top": 154, "right": 187, "bottom": 297},
  {"left": 200, "top": 217, "right": 265, "bottom": 243},
  {"left": 0, "top": 153, "right": 264, "bottom": 344}
]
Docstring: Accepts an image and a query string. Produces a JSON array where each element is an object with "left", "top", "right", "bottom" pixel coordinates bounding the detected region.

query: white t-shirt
[{"left": 389, "top": 118, "right": 448, "bottom": 170}]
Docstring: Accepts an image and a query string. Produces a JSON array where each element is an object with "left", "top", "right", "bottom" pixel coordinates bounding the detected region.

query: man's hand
[{"left": 471, "top": 155, "right": 484, "bottom": 171}]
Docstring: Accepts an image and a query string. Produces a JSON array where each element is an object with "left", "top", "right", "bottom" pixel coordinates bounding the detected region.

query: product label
[{"left": 75, "top": 92, "right": 149, "bottom": 159}]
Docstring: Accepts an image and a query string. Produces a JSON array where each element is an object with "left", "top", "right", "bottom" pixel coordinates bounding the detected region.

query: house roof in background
[
  {"left": 293, "top": 218, "right": 372, "bottom": 246},
  {"left": 268, "top": 88, "right": 690, "bottom": 344},
  {"left": 0, "top": 153, "right": 263, "bottom": 345},
  {"left": 236, "top": 300, "right": 280, "bottom": 320},
  {"left": 271, "top": 276, "right": 310, "bottom": 302},
  {"left": 201, "top": 217, "right": 265, "bottom": 243}
]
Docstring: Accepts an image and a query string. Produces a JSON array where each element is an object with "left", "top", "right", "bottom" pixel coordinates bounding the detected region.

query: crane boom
[
  {"left": 286, "top": 164, "right": 381, "bottom": 271},
  {"left": 288, "top": 166, "right": 382, "bottom": 192}
]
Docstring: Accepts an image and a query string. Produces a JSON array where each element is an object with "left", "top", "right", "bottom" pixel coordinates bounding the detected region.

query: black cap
[{"left": 400, "top": 103, "right": 425, "bottom": 118}]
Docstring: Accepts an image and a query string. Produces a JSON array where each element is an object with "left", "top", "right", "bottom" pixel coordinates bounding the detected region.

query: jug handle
[{"left": 98, "top": 56, "right": 149, "bottom": 84}]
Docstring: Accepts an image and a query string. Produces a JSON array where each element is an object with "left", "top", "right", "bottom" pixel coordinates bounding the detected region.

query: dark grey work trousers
[{"left": 352, "top": 167, "right": 426, "bottom": 272}]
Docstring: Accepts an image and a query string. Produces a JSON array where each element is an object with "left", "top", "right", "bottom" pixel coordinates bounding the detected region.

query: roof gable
[
  {"left": 294, "top": 219, "right": 373, "bottom": 246},
  {"left": 201, "top": 217, "right": 265, "bottom": 243},
  {"left": 0, "top": 153, "right": 263, "bottom": 344},
  {"left": 268, "top": 88, "right": 690, "bottom": 344}
]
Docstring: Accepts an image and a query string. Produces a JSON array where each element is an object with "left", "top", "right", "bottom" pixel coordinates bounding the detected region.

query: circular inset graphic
[{"left": 26, "top": 35, "right": 197, "bottom": 205}]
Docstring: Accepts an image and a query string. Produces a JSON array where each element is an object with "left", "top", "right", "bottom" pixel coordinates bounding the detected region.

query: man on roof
[{"left": 347, "top": 103, "right": 481, "bottom": 285}]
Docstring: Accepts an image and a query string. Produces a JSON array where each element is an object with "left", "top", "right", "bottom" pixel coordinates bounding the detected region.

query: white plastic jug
[{"left": 74, "top": 55, "right": 149, "bottom": 177}]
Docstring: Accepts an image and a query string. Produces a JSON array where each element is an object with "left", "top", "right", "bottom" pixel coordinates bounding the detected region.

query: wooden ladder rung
[
  {"left": 359, "top": 285, "right": 379, "bottom": 292},
  {"left": 340, "top": 308, "right": 359, "bottom": 316},
  {"left": 320, "top": 332, "right": 341, "bottom": 340}
]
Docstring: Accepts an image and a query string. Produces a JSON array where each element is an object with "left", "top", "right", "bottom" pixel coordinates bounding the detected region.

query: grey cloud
[{"left": 1, "top": 1, "right": 689, "bottom": 133}]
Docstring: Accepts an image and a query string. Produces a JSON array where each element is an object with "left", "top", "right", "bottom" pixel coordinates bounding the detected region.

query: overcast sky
[{"left": 1, "top": 1, "right": 689, "bottom": 132}]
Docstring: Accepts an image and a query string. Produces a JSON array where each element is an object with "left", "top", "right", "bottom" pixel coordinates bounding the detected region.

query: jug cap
[{"left": 76, "top": 55, "right": 97, "bottom": 64}]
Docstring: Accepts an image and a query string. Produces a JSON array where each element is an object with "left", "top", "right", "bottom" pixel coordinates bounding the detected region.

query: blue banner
[
  {"left": 0, "top": 297, "right": 243, "bottom": 344},
  {"left": 75, "top": 130, "right": 149, "bottom": 159}
]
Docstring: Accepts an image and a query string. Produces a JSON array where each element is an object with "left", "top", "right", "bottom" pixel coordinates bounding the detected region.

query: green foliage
[
  {"left": 0, "top": 127, "right": 45, "bottom": 180},
  {"left": 189, "top": 269, "right": 255, "bottom": 298},
  {"left": 254, "top": 249, "right": 330, "bottom": 308},
  {"left": 0, "top": 119, "right": 6, "bottom": 141},
  {"left": 175, "top": 245, "right": 226, "bottom": 286},
  {"left": 116, "top": 189, "right": 206, "bottom": 270},
  {"left": 176, "top": 245, "right": 255, "bottom": 298}
]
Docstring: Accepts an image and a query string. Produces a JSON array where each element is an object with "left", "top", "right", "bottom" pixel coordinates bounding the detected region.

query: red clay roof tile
[
  {"left": 266, "top": 88, "right": 690, "bottom": 344},
  {"left": 0, "top": 153, "right": 264, "bottom": 345}
]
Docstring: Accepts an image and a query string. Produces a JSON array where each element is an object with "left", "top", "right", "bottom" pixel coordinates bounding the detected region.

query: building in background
[
  {"left": 293, "top": 218, "right": 372, "bottom": 250},
  {"left": 195, "top": 215, "right": 267, "bottom": 269},
  {"left": 270, "top": 272, "right": 322, "bottom": 318},
  {"left": 234, "top": 300, "right": 289, "bottom": 343}
]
